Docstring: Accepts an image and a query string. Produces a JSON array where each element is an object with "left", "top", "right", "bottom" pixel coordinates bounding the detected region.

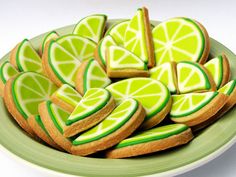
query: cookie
[
  {"left": 64, "top": 88, "right": 116, "bottom": 137},
  {"left": 42, "top": 35, "right": 96, "bottom": 87},
  {"left": 0, "top": 61, "right": 19, "bottom": 96},
  {"left": 170, "top": 92, "right": 228, "bottom": 126},
  {"left": 150, "top": 62, "right": 178, "bottom": 94},
  {"left": 106, "top": 78, "right": 172, "bottom": 129},
  {"left": 124, "top": 7, "right": 155, "bottom": 67},
  {"left": 94, "top": 35, "right": 117, "bottom": 68},
  {"left": 10, "top": 39, "right": 43, "bottom": 74},
  {"left": 27, "top": 115, "right": 62, "bottom": 150},
  {"left": 73, "top": 14, "right": 107, "bottom": 43},
  {"left": 204, "top": 54, "right": 231, "bottom": 89},
  {"left": 106, "top": 124, "right": 193, "bottom": 158},
  {"left": 51, "top": 84, "right": 82, "bottom": 112},
  {"left": 39, "top": 31, "right": 59, "bottom": 55},
  {"left": 71, "top": 98, "right": 146, "bottom": 156},
  {"left": 152, "top": 17, "right": 210, "bottom": 65},
  {"left": 75, "top": 59, "right": 111, "bottom": 95},
  {"left": 176, "top": 61, "right": 216, "bottom": 93},
  {"left": 106, "top": 46, "right": 149, "bottom": 78},
  {"left": 39, "top": 101, "right": 72, "bottom": 152}
]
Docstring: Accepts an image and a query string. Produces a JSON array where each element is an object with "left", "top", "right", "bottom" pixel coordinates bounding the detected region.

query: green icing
[
  {"left": 0, "top": 61, "right": 19, "bottom": 84},
  {"left": 35, "top": 115, "right": 51, "bottom": 137},
  {"left": 115, "top": 124, "right": 189, "bottom": 148},
  {"left": 218, "top": 80, "right": 236, "bottom": 96},
  {"left": 41, "top": 31, "right": 59, "bottom": 53}
]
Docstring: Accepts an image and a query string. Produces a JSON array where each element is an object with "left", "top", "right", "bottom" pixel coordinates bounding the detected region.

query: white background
[{"left": 0, "top": 0, "right": 236, "bottom": 176}]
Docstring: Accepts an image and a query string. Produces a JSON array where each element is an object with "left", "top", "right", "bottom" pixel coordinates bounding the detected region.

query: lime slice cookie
[
  {"left": 170, "top": 92, "right": 228, "bottom": 126},
  {"left": 177, "top": 61, "right": 216, "bottom": 93},
  {"left": 106, "top": 78, "right": 172, "bottom": 129},
  {"left": 76, "top": 59, "right": 111, "bottom": 95},
  {"left": 106, "top": 46, "right": 149, "bottom": 78},
  {"left": 73, "top": 14, "right": 107, "bottom": 43},
  {"left": 124, "top": 7, "right": 155, "bottom": 67},
  {"left": 106, "top": 20, "right": 130, "bottom": 45},
  {"left": 71, "top": 98, "right": 146, "bottom": 156},
  {"left": 106, "top": 124, "right": 193, "bottom": 158},
  {"left": 10, "top": 39, "right": 43, "bottom": 74},
  {"left": 39, "top": 101, "right": 72, "bottom": 152},
  {"left": 94, "top": 35, "right": 118, "bottom": 67},
  {"left": 27, "top": 115, "right": 61, "bottom": 150},
  {"left": 64, "top": 88, "right": 116, "bottom": 137},
  {"left": 51, "top": 84, "right": 82, "bottom": 112},
  {"left": 150, "top": 62, "right": 178, "bottom": 93},
  {"left": 39, "top": 31, "right": 59, "bottom": 55},
  {"left": 152, "top": 17, "right": 210, "bottom": 65},
  {"left": 0, "top": 61, "right": 19, "bottom": 96},
  {"left": 204, "top": 54, "right": 231, "bottom": 89},
  {"left": 4, "top": 72, "right": 58, "bottom": 136}
]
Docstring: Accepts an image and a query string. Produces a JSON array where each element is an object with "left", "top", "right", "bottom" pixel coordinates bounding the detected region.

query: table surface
[{"left": 0, "top": 0, "right": 236, "bottom": 176}]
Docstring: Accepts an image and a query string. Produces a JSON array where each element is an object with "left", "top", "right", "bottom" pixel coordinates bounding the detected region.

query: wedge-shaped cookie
[
  {"left": 0, "top": 61, "right": 19, "bottom": 96},
  {"left": 64, "top": 88, "right": 116, "bottom": 137},
  {"left": 27, "top": 115, "right": 62, "bottom": 150},
  {"left": 10, "top": 39, "right": 43, "bottom": 74},
  {"left": 107, "top": 78, "right": 172, "bottom": 129},
  {"left": 106, "top": 124, "right": 193, "bottom": 158},
  {"left": 204, "top": 54, "right": 230, "bottom": 89},
  {"left": 106, "top": 46, "right": 149, "bottom": 78},
  {"left": 150, "top": 62, "right": 178, "bottom": 94},
  {"left": 152, "top": 17, "right": 210, "bottom": 65},
  {"left": 124, "top": 7, "right": 155, "bottom": 67},
  {"left": 39, "top": 31, "right": 59, "bottom": 55},
  {"left": 170, "top": 92, "right": 228, "bottom": 126},
  {"left": 51, "top": 84, "right": 82, "bottom": 112},
  {"left": 71, "top": 98, "right": 145, "bottom": 156},
  {"left": 94, "top": 35, "right": 118, "bottom": 68},
  {"left": 76, "top": 59, "right": 111, "bottom": 95},
  {"left": 4, "top": 72, "right": 58, "bottom": 136},
  {"left": 39, "top": 101, "right": 73, "bottom": 152},
  {"left": 73, "top": 14, "right": 107, "bottom": 43},
  {"left": 42, "top": 34, "right": 97, "bottom": 87},
  {"left": 177, "top": 61, "right": 216, "bottom": 93}
]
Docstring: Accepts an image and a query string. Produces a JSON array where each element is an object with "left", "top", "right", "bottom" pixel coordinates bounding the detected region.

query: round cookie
[
  {"left": 106, "top": 124, "right": 193, "bottom": 158},
  {"left": 124, "top": 7, "right": 155, "bottom": 67},
  {"left": 204, "top": 54, "right": 231, "bottom": 89},
  {"left": 10, "top": 39, "right": 43, "bottom": 74},
  {"left": 39, "top": 31, "right": 59, "bottom": 55},
  {"left": 106, "top": 78, "right": 172, "bottom": 129},
  {"left": 73, "top": 14, "right": 107, "bottom": 43},
  {"left": 27, "top": 115, "right": 62, "bottom": 150},
  {"left": 106, "top": 46, "right": 149, "bottom": 78},
  {"left": 75, "top": 59, "right": 111, "bottom": 95},
  {"left": 39, "top": 101, "right": 72, "bottom": 152},
  {"left": 170, "top": 92, "right": 228, "bottom": 126},
  {"left": 71, "top": 98, "right": 146, "bottom": 156},
  {"left": 0, "top": 61, "right": 19, "bottom": 96},
  {"left": 51, "top": 84, "right": 82, "bottom": 112},
  {"left": 64, "top": 88, "right": 116, "bottom": 137},
  {"left": 4, "top": 72, "right": 57, "bottom": 136},
  {"left": 176, "top": 61, "right": 216, "bottom": 93},
  {"left": 152, "top": 17, "right": 210, "bottom": 65}
]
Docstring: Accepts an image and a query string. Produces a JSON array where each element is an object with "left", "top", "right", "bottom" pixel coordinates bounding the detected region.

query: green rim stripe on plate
[
  {"left": 171, "top": 92, "right": 218, "bottom": 118},
  {"left": 83, "top": 59, "right": 93, "bottom": 92},
  {"left": 115, "top": 124, "right": 189, "bottom": 148},
  {"left": 73, "top": 99, "right": 139, "bottom": 145},
  {"left": 16, "top": 39, "right": 29, "bottom": 72},
  {"left": 35, "top": 115, "right": 51, "bottom": 138},
  {"left": 180, "top": 61, "right": 211, "bottom": 90}
]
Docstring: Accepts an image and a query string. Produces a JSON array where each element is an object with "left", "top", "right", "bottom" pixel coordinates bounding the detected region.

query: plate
[{"left": 0, "top": 20, "right": 235, "bottom": 177}]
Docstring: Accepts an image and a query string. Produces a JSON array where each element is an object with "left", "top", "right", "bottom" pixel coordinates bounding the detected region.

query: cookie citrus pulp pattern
[
  {"left": 76, "top": 59, "right": 111, "bottom": 95},
  {"left": 73, "top": 15, "right": 107, "bottom": 43},
  {"left": 11, "top": 39, "right": 43, "bottom": 73},
  {"left": 152, "top": 17, "right": 209, "bottom": 65},
  {"left": 218, "top": 80, "right": 236, "bottom": 96},
  {"left": 0, "top": 61, "right": 19, "bottom": 84},
  {"left": 73, "top": 98, "right": 138, "bottom": 145},
  {"left": 106, "top": 78, "right": 171, "bottom": 129}
]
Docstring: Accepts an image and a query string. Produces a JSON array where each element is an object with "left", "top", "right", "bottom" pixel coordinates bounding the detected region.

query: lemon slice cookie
[
  {"left": 71, "top": 98, "right": 146, "bottom": 156},
  {"left": 106, "top": 124, "right": 193, "bottom": 158}
]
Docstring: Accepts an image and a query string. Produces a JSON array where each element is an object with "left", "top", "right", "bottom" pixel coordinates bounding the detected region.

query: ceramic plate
[{"left": 0, "top": 20, "right": 235, "bottom": 177}]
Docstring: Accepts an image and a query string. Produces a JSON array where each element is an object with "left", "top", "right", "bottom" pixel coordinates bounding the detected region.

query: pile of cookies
[{"left": 0, "top": 7, "right": 235, "bottom": 159}]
